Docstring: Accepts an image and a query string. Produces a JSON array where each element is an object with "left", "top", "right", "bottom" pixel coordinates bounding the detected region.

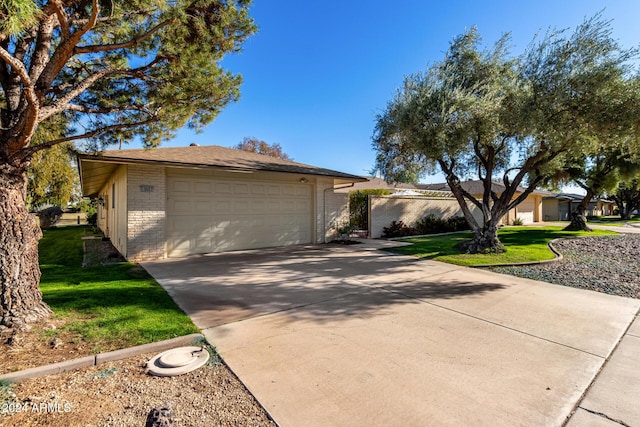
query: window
[{"left": 112, "top": 183, "right": 116, "bottom": 209}]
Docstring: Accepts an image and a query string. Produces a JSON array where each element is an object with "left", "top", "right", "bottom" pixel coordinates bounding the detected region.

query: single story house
[
  {"left": 78, "top": 145, "right": 365, "bottom": 261},
  {"left": 419, "top": 180, "right": 547, "bottom": 225},
  {"left": 542, "top": 193, "right": 616, "bottom": 221}
]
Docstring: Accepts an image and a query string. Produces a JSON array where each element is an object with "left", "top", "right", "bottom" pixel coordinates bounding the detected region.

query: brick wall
[{"left": 127, "top": 165, "right": 166, "bottom": 261}]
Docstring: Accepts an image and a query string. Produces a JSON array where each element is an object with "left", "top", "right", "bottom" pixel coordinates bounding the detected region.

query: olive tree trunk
[
  {"left": 457, "top": 219, "right": 506, "bottom": 254},
  {"left": 564, "top": 190, "right": 593, "bottom": 232},
  {"left": 0, "top": 164, "right": 51, "bottom": 332}
]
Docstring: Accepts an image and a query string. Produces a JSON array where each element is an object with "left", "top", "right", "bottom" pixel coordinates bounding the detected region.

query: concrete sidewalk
[
  {"left": 143, "top": 245, "right": 640, "bottom": 426},
  {"left": 567, "top": 314, "right": 640, "bottom": 426}
]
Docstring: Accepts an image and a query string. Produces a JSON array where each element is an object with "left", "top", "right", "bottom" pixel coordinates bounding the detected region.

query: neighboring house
[
  {"left": 419, "top": 180, "right": 547, "bottom": 225},
  {"left": 78, "top": 145, "right": 365, "bottom": 261},
  {"left": 542, "top": 193, "right": 616, "bottom": 221}
]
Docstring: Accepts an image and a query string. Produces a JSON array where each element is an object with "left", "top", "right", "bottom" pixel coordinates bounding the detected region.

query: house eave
[{"left": 77, "top": 154, "right": 367, "bottom": 197}]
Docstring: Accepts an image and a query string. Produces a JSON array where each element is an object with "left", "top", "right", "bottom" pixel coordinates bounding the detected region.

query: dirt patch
[
  {"left": 1, "top": 350, "right": 275, "bottom": 426},
  {"left": 0, "top": 319, "right": 92, "bottom": 375},
  {"left": 82, "top": 237, "right": 126, "bottom": 267}
]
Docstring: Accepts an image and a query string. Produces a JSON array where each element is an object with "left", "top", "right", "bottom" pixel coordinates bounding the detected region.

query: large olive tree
[
  {"left": 373, "top": 16, "right": 639, "bottom": 253},
  {"left": 0, "top": 0, "right": 256, "bottom": 331}
]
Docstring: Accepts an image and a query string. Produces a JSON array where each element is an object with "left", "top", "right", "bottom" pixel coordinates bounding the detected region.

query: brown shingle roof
[
  {"left": 78, "top": 145, "right": 366, "bottom": 196},
  {"left": 79, "top": 145, "right": 362, "bottom": 178}
]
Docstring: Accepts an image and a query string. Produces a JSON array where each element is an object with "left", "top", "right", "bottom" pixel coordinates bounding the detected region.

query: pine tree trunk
[{"left": 0, "top": 164, "right": 51, "bottom": 332}]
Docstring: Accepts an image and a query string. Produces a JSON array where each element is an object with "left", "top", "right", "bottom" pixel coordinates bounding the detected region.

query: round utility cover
[{"left": 146, "top": 346, "right": 210, "bottom": 377}]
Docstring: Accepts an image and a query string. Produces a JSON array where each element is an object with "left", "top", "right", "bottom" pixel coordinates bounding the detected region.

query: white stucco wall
[
  {"left": 324, "top": 190, "right": 349, "bottom": 241},
  {"left": 369, "top": 196, "right": 483, "bottom": 238},
  {"left": 96, "top": 165, "right": 128, "bottom": 256}
]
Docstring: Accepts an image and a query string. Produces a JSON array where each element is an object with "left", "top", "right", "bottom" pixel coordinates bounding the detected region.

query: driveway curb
[{"left": 0, "top": 333, "right": 204, "bottom": 383}]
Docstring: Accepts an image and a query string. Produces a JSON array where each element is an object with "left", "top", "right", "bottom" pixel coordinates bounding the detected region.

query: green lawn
[
  {"left": 390, "top": 226, "right": 617, "bottom": 266},
  {"left": 39, "top": 226, "right": 199, "bottom": 352},
  {"left": 588, "top": 216, "right": 640, "bottom": 227}
]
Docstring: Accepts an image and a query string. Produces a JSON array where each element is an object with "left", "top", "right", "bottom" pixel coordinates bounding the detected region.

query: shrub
[
  {"left": 36, "top": 206, "right": 64, "bottom": 229},
  {"left": 512, "top": 217, "right": 524, "bottom": 226},
  {"left": 446, "top": 216, "right": 470, "bottom": 231},
  {"left": 382, "top": 221, "right": 417, "bottom": 238},
  {"left": 415, "top": 214, "right": 470, "bottom": 234},
  {"left": 332, "top": 220, "right": 356, "bottom": 240},
  {"left": 87, "top": 211, "right": 98, "bottom": 227},
  {"left": 415, "top": 214, "right": 446, "bottom": 234}
]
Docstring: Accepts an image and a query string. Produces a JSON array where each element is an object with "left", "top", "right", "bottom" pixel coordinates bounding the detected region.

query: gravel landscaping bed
[
  {"left": 1, "top": 351, "right": 276, "bottom": 426},
  {"left": 490, "top": 234, "right": 640, "bottom": 298}
]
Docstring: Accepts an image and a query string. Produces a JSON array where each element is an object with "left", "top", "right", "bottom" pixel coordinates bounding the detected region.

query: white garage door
[
  {"left": 516, "top": 198, "right": 535, "bottom": 224},
  {"left": 166, "top": 174, "right": 313, "bottom": 257}
]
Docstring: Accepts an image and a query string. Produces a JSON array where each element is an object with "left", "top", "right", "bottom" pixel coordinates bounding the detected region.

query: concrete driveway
[{"left": 143, "top": 243, "right": 640, "bottom": 426}]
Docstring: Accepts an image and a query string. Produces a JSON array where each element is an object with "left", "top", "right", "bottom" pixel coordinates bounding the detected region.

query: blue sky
[{"left": 136, "top": 1, "right": 640, "bottom": 184}]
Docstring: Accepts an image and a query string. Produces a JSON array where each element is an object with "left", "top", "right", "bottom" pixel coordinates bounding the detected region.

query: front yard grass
[
  {"left": 588, "top": 216, "right": 640, "bottom": 227},
  {"left": 390, "top": 226, "right": 617, "bottom": 266},
  {"left": 39, "top": 226, "right": 199, "bottom": 353}
]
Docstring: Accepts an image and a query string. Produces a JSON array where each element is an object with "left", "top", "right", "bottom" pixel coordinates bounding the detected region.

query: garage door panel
[
  {"left": 282, "top": 200, "right": 295, "bottom": 212},
  {"left": 167, "top": 176, "right": 313, "bottom": 257},
  {"left": 194, "top": 182, "right": 212, "bottom": 193},
  {"left": 267, "top": 185, "right": 281, "bottom": 195},
  {"left": 194, "top": 237, "right": 212, "bottom": 251},
  {"left": 281, "top": 185, "right": 293, "bottom": 196},
  {"left": 169, "top": 199, "right": 193, "bottom": 214},
  {"left": 297, "top": 186, "right": 311, "bottom": 197},
  {"left": 167, "top": 218, "right": 191, "bottom": 233},
  {"left": 517, "top": 199, "right": 535, "bottom": 224},
  {"left": 234, "top": 183, "right": 250, "bottom": 194},
  {"left": 215, "top": 183, "right": 232, "bottom": 194},
  {"left": 252, "top": 184, "right": 266, "bottom": 195},
  {"left": 251, "top": 200, "right": 266, "bottom": 213},
  {"left": 169, "top": 179, "right": 192, "bottom": 193},
  {"left": 233, "top": 200, "right": 250, "bottom": 211},
  {"left": 212, "top": 200, "right": 231, "bottom": 213},
  {"left": 296, "top": 200, "right": 311, "bottom": 212},
  {"left": 194, "top": 200, "right": 212, "bottom": 213},
  {"left": 266, "top": 200, "right": 280, "bottom": 213}
]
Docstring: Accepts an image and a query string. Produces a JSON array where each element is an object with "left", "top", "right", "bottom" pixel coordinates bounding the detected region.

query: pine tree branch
[
  {"left": 0, "top": 45, "right": 39, "bottom": 148},
  {"left": 74, "top": 19, "right": 173, "bottom": 54},
  {"left": 36, "top": 0, "right": 100, "bottom": 92},
  {"left": 51, "top": 0, "right": 71, "bottom": 39},
  {"left": 29, "top": 12, "right": 55, "bottom": 82},
  {"left": 16, "top": 117, "right": 159, "bottom": 160},
  {"left": 38, "top": 58, "right": 162, "bottom": 121},
  {"left": 65, "top": 104, "right": 149, "bottom": 115}
]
